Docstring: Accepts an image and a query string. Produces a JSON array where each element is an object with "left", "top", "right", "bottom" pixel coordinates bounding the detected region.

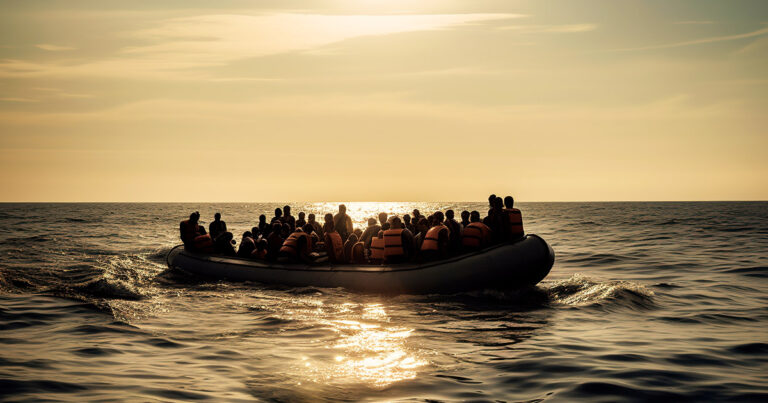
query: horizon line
[{"left": 0, "top": 200, "right": 766, "bottom": 203}]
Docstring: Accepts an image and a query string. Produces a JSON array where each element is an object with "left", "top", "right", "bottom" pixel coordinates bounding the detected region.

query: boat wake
[{"left": 542, "top": 274, "right": 655, "bottom": 310}]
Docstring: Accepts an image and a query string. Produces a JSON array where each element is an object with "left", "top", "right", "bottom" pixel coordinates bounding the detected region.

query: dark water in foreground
[{"left": 0, "top": 202, "right": 766, "bottom": 402}]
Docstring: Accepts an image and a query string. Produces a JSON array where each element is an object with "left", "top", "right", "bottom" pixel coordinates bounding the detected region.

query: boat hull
[{"left": 167, "top": 234, "right": 555, "bottom": 294}]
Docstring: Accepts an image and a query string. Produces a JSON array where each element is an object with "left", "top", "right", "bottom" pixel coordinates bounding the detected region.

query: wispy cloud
[
  {"left": 673, "top": 21, "right": 715, "bottom": 25},
  {"left": 498, "top": 24, "right": 596, "bottom": 33},
  {"left": 35, "top": 44, "right": 76, "bottom": 51},
  {"left": 0, "top": 97, "right": 38, "bottom": 103},
  {"left": 610, "top": 26, "right": 768, "bottom": 51}
]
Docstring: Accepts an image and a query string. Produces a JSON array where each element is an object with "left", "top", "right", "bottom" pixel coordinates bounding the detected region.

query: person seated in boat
[
  {"left": 462, "top": 211, "right": 492, "bottom": 251},
  {"left": 280, "top": 222, "right": 291, "bottom": 239},
  {"left": 282, "top": 205, "right": 296, "bottom": 232},
  {"left": 378, "top": 212, "right": 388, "bottom": 228},
  {"left": 296, "top": 212, "right": 307, "bottom": 229},
  {"left": 265, "top": 223, "right": 284, "bottom": 261},
  {"left": 369, "top": 230, "right": 386, "bottom": 264},
  {"left": 403, "top": 214, "right": 415, "bottom": 234},
  {"left": 359, "top": 218, "right": 381, "bottom": 249},
  {"left": 351, "top": 238, "right": 366, "bottom": 264},
  {"left": 383, "top": 216, "right": 415, "bottom": 264},
  {"left": 483, "top": 198, "right": 506, "bottom": 243},
  {"left": 237, "top": 231, "right": 256, "bottom": 257},
  {"left": 419, "top": 218, "right": 450, "bottom": 261},
  {"left": 213, "top": 231, "right": 236, "bottom": 256},
  {"left": 271, "top": 208, "right": 282, "bottom": 224},
  {"left": 412, "top": 217, "right": 430, "bottom": 251},
  {"left": 333, "top": 204, "right": 354, "bottom": 241},
  {"left": 209, "top": 213, "right": 227, "bottom": 240},
  {"left": 179, "top": 212, "right": 202, "bottom": 249},
  {"left": 411, "top": 209, "right": 423, "bottom": 224},
  {"left": 343, "top": 233, "right": 359, "bottom": 263},
  {"left": 323, "top": 213, "right": 334, "bottom": 234},
  {"left": 503, "top": 196, "right": 525, "bottom": 240},
  {"left": 251, "top": 239, "right": 268, "bottom": 260},
  {"left": 307, "top": 213, "right": 324, "bottom": 238},
  {"left": 257, "top": 214, "right": 268, "bottom": 235},
  {"left": 353, "top": 228, "right": 362, "bottom": 239},
  {"left": 444, "top": 209, "right": 463, "bottom": 253},
  {"left": 460, "top": 210, "right": 470, "bottom": 229},
  {"left": 279, "top": 227, "right": 314, "bottom": 264},
  {"left": 323, "top": 221, "right": 345, "bottom": 263}
]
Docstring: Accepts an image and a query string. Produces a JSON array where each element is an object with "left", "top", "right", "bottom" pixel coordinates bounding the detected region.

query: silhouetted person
[
  {"left": 266, "top": 223, "right": 284, "bottom": 261},
  {"left": 208, "top": 213, "right": 227, "bottom": 240},
  {"left": 271, "top": 208, "right": 282, "bottom": 224},
  {"left": 252, "top": 239, "right": 268, "bottom": 259},
  {"left": 323, "top": 219, "right": 345, "bottom": 263},
  {"left": 343, "top": 233, "right": 359, "bottom": 263},
  {"left": 258, "top": 214, "right": 268, "bottom": 235},
  {"left": 333, "top": 204, "right": 354, "bottom": 241},
  {"left": 413, "top": 217, "right": 430, "bottom": 251},
  {"left": 296, "top": 212, "right": 307, "bottom": 228},
  {"left": 420, "top": 217, "right": 450, "bottom": 261},
  {"left": 403, "top": 214, "right": 414, "bottom": 234},
  {"left": 378, "top": 212, "right": 388, "bottom": 227},
  {"left": 503, "top": 196, "right": 525, "bottom": 239},
  {"left": 444, "top": 210, "right": 462, "bottom": 253},
  {"left": 279, "top": 227, "right": 313, "bottom": 264},
  {"left": 412, "top": 209, "right": 423, "bottom": 224},
  {"left": 282, "top": 205, "right": 295, "bottom": 232},
  {"left": 463, "top": 210, "right": 492, "bottom": 250},
  {"left": 238, "top": 231, "right": 256, "bottom": 257},
  {"left": 307, "top": 213, "right": 324, "bottom": 238},
  {"left": 179, "top": 212, "right": 202, "bottom": 248},
  {"left": 382, "top": 216, "right": 415, "bottom": 263},
  {"left": 460, "top": 210, "right": 470, "bottom": 229},
  {"left": 359, "top": 218, "right": 381, "bottom": 249}
]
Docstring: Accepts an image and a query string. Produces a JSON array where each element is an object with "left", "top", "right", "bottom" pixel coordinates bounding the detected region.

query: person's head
[
  {"left": 302, "top": 224, "right": 314, "bottom": 234},
  {"left": 445, "top": 210, "right": 454, "bottom": 220},
  {"left": 274, "top": 208, "right": 282, "bottom": 218},
  {"left": 347, "top": 233, "right": 359, "bottom": 244},
  {"left": 308, "top": 213, "right": 316, "bottom": 223},
  {"left": 324, "top": 213, "right": 333, "bottom": 224},
  {"left": 403, "top": 214, "right": 411, "bottom": 224},
  {"left": 280, "top": 224, "right": 290, "bottom": 237},
  {"left": 427, "top": 214, "right": 436, "bottom": 226},
  {"left": 243, "top": 231, "right": 252, "bottom": 239},
  {"left": 338, "top": 204, "right": 346, "bottom": 214},
  {"left": 294, "top": 227, "right": 304, "bottom": 233},
  {"left": 390, "top": 216, "right": 402, "bottom": 229},
  {"left": 259, "top": 214, "right": 266, "bottom": 223},
  {"left": 378, "top": 212, "right": 388, "bottom": 226},
  {"left": 412, "top": 209, "right": 421, "bottom": 218},
  {"left": 264, "top": 223, "right": 273, "bottom": 235},
  {"left": 189, "top": 212, "right": 198, "bottom": 223},
  {"left": 283, "top": 205, "right": 291, "bottom": 216},
  {"left": 470, "top": 211, "right": 481, "bottom": 222},
  {"left": 493, "top": 197, "right": 503, "bottom": 209},
  {"left": 377, "top": 230, "right": 384, "bottom": 238},
  {"left": 354, "top": 228, "right": 363, "bottom": 238},
  {"left": 504, "top": 196, "right": 514, "bottom": 208},
  {"left": 367, "top": 217, "right": 377, "bottom": 227},
  {"left": 270, "top": 223, "right": 281, "bottom": 235},
  {"left": 488, "top": 194, "right": 496, "bottom": 207},
  {"left": 298, "top": 212, "right": 305, "bottom": 220},
  {"left": 461, "top": 210, "right": 470, "bottom": 222},
  {"left": 214, "top": 212, "right": 221, "bottom": 221},
  {"left": 251, "top": 226, "right": 259, "bottom": 235},
  {"left": 434, "top": 211, "right": 445, "bottom": 223},
  {"left": 381, "top": 222, "right": 391, "bottom": 231}
]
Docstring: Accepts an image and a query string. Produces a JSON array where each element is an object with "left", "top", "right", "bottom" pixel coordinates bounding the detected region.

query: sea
[{"left": 0, "top": 202, "right": 766, "bottom": 402}]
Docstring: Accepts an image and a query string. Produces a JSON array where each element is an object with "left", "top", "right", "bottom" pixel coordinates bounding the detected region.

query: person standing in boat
[
  {"left": 282, "top": 205, "right": 296, "bottom": 232},
  {"left": 444, "top": 209, "right": 463, "bottom": 253},
  {"left": 271, "top": 208, "right": 282, "bottom": 224},
  {"left": 296, "top": 212, "right": 307, "bottom": 229},
  {"left": 503, "top": 196, "right": 525, "bottom": 240},
  {"left": 382, "top": 216, "right": 415, "bottom": 264},
  {"left": 333, "top": 204, "right": 354, "bottom": 241},
  {"left": 209, "top": 212, "right": 227, "bottom": 240}
]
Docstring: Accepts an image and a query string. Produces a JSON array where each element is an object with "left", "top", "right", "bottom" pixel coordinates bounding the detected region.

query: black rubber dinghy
[{"left": 167, "top": 234, "right": 555, "bottom": 294}]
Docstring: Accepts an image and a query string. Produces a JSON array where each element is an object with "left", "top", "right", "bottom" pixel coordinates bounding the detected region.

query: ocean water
[{"left": 0, "top": 202, "right": 766, "bottom": 402}]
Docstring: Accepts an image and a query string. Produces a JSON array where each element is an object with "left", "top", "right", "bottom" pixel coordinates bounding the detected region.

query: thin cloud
[
  {"left": 35, "top": 44, "right": 76, "bottom": 51},
  {"left": 674, "top": 21, "right": 715, "bottom": 25},
  {"left": 498, "top": 24, "right": 596, "bottom": 33},
  {"left": 610, "top": 26, "right": 768, "bottom": 51}
]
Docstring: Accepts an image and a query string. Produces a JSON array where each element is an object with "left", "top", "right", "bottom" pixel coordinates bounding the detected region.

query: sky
[{"left": 0, "top": 0, "right": 766, "bottom": 202}]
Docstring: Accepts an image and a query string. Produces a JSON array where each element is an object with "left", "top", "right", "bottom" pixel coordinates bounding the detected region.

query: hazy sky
[{"left": 0, "top": 0, "right": 766, "bottom": 201}]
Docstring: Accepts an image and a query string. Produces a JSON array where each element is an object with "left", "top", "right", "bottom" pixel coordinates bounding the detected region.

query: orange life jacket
[
  {"left": 370, "top": 237, "right": 385, "bottom": 261},
  {"left": 383, "top": 229, "right": 405, "bottom": 259},
  {"left": 193, "top": 234, "right": 214, "bottom": 252},
  {"left": 462, "top": 222, "right": 491, "bottom": 248},
  {"left": 280, "top": 231, "right": 312, "bottom": 256},
  {"left": 421, "top": 225, "right": 449, "bottom": 251},
  {"left": 352, "top": 242, "right": 366, "bottom": 264},
  {"left": 504, "top": 208, "right": 524, "bottom": 236},
  {"left": 325, "top": 231, "right": 345, "bottom": 262}
]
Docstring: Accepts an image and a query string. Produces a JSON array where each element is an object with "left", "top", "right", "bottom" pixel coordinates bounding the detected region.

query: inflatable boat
[{"left": 166, "top": 234, "right": 555, "bottom": 294}]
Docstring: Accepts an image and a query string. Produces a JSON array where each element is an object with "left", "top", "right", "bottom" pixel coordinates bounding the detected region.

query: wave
[{"left": 543, "top": 274, "right": 655, "bottom": 309}]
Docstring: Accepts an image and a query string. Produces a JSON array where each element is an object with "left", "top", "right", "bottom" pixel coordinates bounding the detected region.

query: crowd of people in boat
[{"left": 178, "top": 194, "right": 524, "bottom": 265}]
